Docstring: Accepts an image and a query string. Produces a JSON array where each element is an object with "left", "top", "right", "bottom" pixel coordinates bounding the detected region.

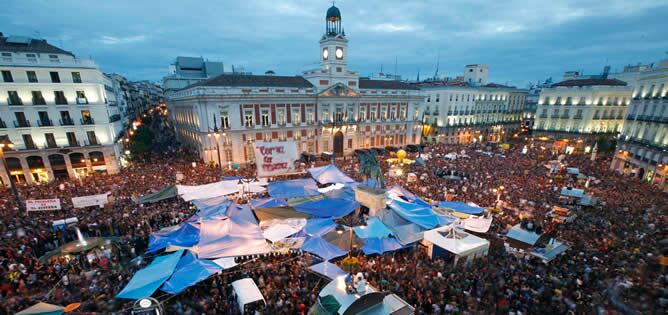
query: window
[
  {"left": 292, "top": 108, "right": 301, "bottom": 124},
  {"left": 45, "top": 133, "right": 57, "bottom": 148},
  {"left": 14, "top": 112, "right": 29, "bottom": 127},
  {"left": 22, "top": 134, "right": 36, "bottom": 150},
  {"left": 306, "top": 108, "right": 314, "bottom": 124},
  {"left": 81, "top": 110, "right": 92, "bottom": 124},
  {"left": 27, "top": 71, "right": 38, "bottom": 83},
  {"left": 277, "top": 109, "right": 285, "bottom": 125},
  {"left": 244, "top": 110, "right": 254, "bottom": 127},
  {"left": 370, "top": 107, "right": 376, "bottom": 120},
  {"left": 1, "top": 70, "right": 13, "bottom": 82},
  {"left": 71, "top": 72, "right": 82, "bottom": 83},
  {"left": 359, "top": 109, "right": 366, "bottom": 121},
  {"left": 38, "top": 111, "right": 51, "bottom": 126},
  {"left": 54, "top": 91, "right": 67, "bottom": 104},
  {"left": 348, "top": 139, "right": 353, "bottom": 149},
  {"left": 66, "top": 132, "right": 78, "bottom": 146},
  {"left": 7, "top": 91, "right": 22, "bottom": 105},
  {"left": 87, "top": 131, "right": 98, "bottom": 145},
  {"left": 31, "top": 91, "right": 46, "bottom": 105},
  {"left": 220, "top": 112, "right": 230, "bottom": 129},
  {"left": 60, "top": 111, "right": 73, "bottom": 125},
  {"left": 50, "top": 72, "right": 60, "bottom": 83},
  {"left": 261, "top": 110, "right": 270, "bottom": 126},
  {"left": 76, "top": 91, "right": 88, "bottom": 104}
]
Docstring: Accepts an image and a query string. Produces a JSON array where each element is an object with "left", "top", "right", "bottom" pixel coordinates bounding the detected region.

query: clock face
[
  {"left": 335, "top": 47, "right": 344, "bottom": 59},
  {"left": 322, "top": 48, "right": 329, "bottom": 60}
]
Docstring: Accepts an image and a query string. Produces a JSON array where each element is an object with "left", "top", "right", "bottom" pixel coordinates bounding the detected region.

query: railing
[
  {"left": 14, "top": 120, "right": 30, "bottom": 128},
  {"left": 67, "top": 140, "right": 80, "bottom": 147},
  {"left": 81, "top": 118, "right": 95, "bottom": 125},
  {"left": 84, "top": 140, "right": 100, "bottom": 146},
  {"left": 45, "top": 142, "right": 59, "bottom": 149},
  {"left": 573, "top": 115, "right": 583, "bottom": 120},
  {"left": 77, "top": 97, "right": 88, "bottom": 105},
  {"left": 37, "top": 119, "right": 53, "bottom": 127},
  {"left": 32, "top": 98, "right": 46, "bottom": 105},
  {"left": 24, "top": 143, "right": 38, "bottom": 150},
  {"left": 0, "top": 56, "right": 99, "bottom": 69},
  {"left": 0, "top": 120, "right": 5, "bottom": 128},
  {"left": 8, "top": 97, "right": 23, "bottom": 105},
  {"left": 109, "top": 114, "right": 121, "bottom": 123},
  {"left": 60, "top": 118, "right": 75, "bottom": 126},
  {"left": 55, "top": 98, "right": 68, "bottom": 105}
]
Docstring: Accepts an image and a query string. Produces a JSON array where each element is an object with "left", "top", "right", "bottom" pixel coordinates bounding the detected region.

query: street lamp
[
  {"left": 207, "top": 114, "right": 223, "bottom": 171},
  {"left": 496, "top": 185, "right": 505, "bottom": 202},
  {"left": 0, "top": 136, "right": 24, "bottom": 211}
]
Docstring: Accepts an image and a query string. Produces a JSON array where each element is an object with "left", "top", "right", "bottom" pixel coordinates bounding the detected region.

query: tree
[{"left": 128, "top": 126, "right": 154, "bottom": 157}]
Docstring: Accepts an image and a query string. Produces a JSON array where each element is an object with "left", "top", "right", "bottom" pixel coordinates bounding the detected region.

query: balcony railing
[
  {"left": 14, "top": 120, "right": 30, "bottom": 128},
  {"left": 37, "top": 119, "right": 53, "bottom": 127},
  {"left": 32, "top": 97, "right": 46, "bottom": 105},
  {"left": 45, "top": 142, "right": 59, "bottom": 149},
  {"left": 55, "top": 97, "right": 68, "bottom": 105},
  {"left": 80, "top": 118, "right": 95, "bottom": 125},
  {"left": 0, "top": 120, "right": 5, "bottom": 128},
  {"left": 60, "top": 118, "right": 75, "bottom": 126},
  {"left": 76, "top": 97, "right": 88, "bottom": 105},
  {"left": 8, "top": 97, "right": 23, "bottom": 105},
  {"left": 67, "top": 140, "right": 80, "bottom": 147},
  {"left": 84, "top": 140, "right": 100, "bottom": 146},
  {"left": 109, "top": 114, "right": 121, "bottom": 123}
]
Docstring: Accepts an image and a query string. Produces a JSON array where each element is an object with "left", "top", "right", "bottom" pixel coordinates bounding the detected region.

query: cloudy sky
[{"left": 3, "top": 0, "right": 667, "bottom": 87}]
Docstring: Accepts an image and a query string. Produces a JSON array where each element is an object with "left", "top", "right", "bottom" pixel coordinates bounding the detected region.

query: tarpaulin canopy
[
  {"left": 232, "top": 278, "right": 265, "bottom": 312},
  {"left": 147, "top": 222, "right": 200, "bottom": 253},
  {"left": 354, "top": 217, "right": 393, "bottom": 239},
  {"left": 387, "top": 198, "right": 440, "bottom": 229},
  {"left": 16, "top": 302, "right": 64, "bottom": 315},
  {"left": 361, "top": 237, "right": 404, "bottom": 255},
  {"left": 424, "top": 226, "right": 489, "bottom": 258},
  {"left": 299, "top": 218, "right": 336, "bottom": 237},
  {"left": 301, "top": 236, "right": 347, "bottom": 260},
  {"left": 253, "top": 206, "right": 313, "bottom": 222},
  {"left": 250, "top": 197, "right": 288, "bottom": 209},
  {"left": 161, "top": 251, "right": 222, "bottom": 294},
  {"left": 268, "top": 178, "right": 320, "bottom": 199},
  {"left": 560, "top": 187, "right": 585, "bottom": 198},
  {"left": 138, "top": 185, "right": 178, "bottom": 204},
  {"left": 566, "top": 167, "right": 579, "bottom": 175},
  {"left": 294, "top": 197, "right": 360, "bottom": 219},
  {"left": 386, "top": 185, "right": 421, "bottom": 203},
  {"left": 391, "top": 223, "right": 424, "bottom": 245},
  {"left": 188, "top": 197, "right": 232, "bottom": 222},
  {"left": 322, "top": 226, "right": 364, "bottom": 252},
  {"left": 116, "top": 250, "right": 183, "bottom": 299},
  {"left": 260, "top": 218, "right": 307, "bottom": 242},
  {"left": 308, "top": 164, "right": 355, "bottom": 184},
  {"left": 177, "top": 181, "right": 240, "bottom": 201},
  {"left": 506, "top": 224, "right": 542, "bottom": 246},
  {"left": 309, "top": 261, "right": 348, "bottom": 280},
  {"left": 437, "top": 201, "right": 485, "bottom": 215},
  {"left": 197, "top": 215, "right": 271, "bottom": 259}
]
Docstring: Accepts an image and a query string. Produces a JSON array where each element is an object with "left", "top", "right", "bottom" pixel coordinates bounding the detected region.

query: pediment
[{"left": 319, "top": 82, "right": 359, "bottom": 97}]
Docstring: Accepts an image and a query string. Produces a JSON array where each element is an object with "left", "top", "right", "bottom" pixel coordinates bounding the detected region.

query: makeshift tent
[
  {"left": 560, "top": 187, "right": 585, "bottom": 198},
  {"left": 309, "top": 261, "right": 348, "bottom": 280},
  {"left": 361, "top": 237, "right": 404, "bottom": 255},
  {"left": 530, "top": 240, "right": 570, "bottom": 263},
  {"left": 308, "top": 164, "right": 355, "bottom": 184},
  {"left": 462, "top": 215, "right": 493, "bottom": 233},
  {"left": 268, "top": 178, "right": 320, "bottom": 199},
  {"left": 16, "top": 302, "right": 64, "bottom": 315},
  {"left": 423, "top": 226, "right": 489, "bottom": 263},
  {"left": 260, "top": 218, "right": 307, "bottom": 242},
  {"left": 301, "top": 236, "right": 347, "bottom": 260},
  {"left": 213, "top": 257, "right": 238, "bottom": 269},
  {"left": 386, "top": 185, "right": 420, "bottom": 202},
  {"left": 177, "top": 180, "right": 240, "bottom": 201},
  {"left": 187, "top": 196, "right": 232, "bottom": 222},
  {"left": 312, "top": 276, "right": 414, "bottom": 315},
  {"left": 437, "top": 201, "right": 485, "bottom": 215},
  {"left": 391, "top": 223, "right": 424, "bottom": 245},
  {"left": 232, "top": 278, "right": 266, "bottom": 314},
  {"left": 253, "top": 206, "right": 313, "bottom": 221},
  {"left": 250, "top": 197, "right": 288, "bottom": 209},
  {"left": 301, "top": 218, "right": 336, "bottom": 237},
  {"left": 138, "top": 185, "right": 178, "bottom": 204},
  {"left": 161, "top": 251, "right": 222, "bottom": 294},
  {"left": 293, "top": 197, "right": 360, "bottom": 219},
  {"left": 322, "top": 226, "right": 364, "bottom": 252},
  {"left": 387, "top": 198, "right": 439, "bottom": 229},
  {"left": 506, "top": 224, "right": 542, "bottom": 246},
  {"left": 354, "top": 217, "right": 393, "bottom": 239},
  {"left": 197, "top": 216, "right": 272, "bottom": 259},
  {"left": 147, "top": 222, "right": 200, "bottom": 253},
  {"left": 116, "top": 250, "right": 183, "bottom": 299}
]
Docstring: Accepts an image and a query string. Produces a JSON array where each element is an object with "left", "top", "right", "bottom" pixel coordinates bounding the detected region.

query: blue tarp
[
  {"left": 387, "top": 198, "right": 440, "bottom": 229},
  {"left": 147, "top": 222, "right": 200, "bottom": 253},
  {"left": 268, "top": 178, "right": 320, "bottom": 199},
  {"left": 354, "top": 217, "right": 393, "bottom": 239},
  {"left": 301, "top": 236, "right": 347, "bottom": 260},
  {"left": 391, "top": 223, "right": 424, "bottom": 245},
  {"left": 560, "top": 187, "right": 585, "bottom": 198},
  {"left": 325, "top": 187, "right": 356, "bottom": 200},
  {"left": 160, "top": 251, "right": 222, "bottom": 294},
  {"left": 116, "top": 250, "right": 183, "bottom": 299},
  {"left": 506, "top": 225, "right": 542, "bottom": 246},
  {"left": 223, "top": 176, "right": 242, "bottom": 180},
  {"left": 188, "top": 196, "right": 231, "bottom": 222},
  {"left": 309, "top": 261, "right": 348, "bottom": 280},
  {"left": 250, "top": 197, "right": 288, "bottom": 209},
  {"left": 308, "top": 164, "right": 355, "bottom": 184},
  {"left": 361, "top": 237, "right": 404, "bottom": 255},
  {"left": 436, "top": 201, "right": 485, "bottom": 215},
  {"left": 301, "top": 218, "right": 336, "bottom": 237},
  {"left": 566, "top": 167, "right": 579, "bottom": 175},
  {"left": 294, "top": 197, "right": 360, "bottom": 219}
]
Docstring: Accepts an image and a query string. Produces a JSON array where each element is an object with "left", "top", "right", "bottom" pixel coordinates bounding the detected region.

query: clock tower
[{"left": 304, "top": 4, "right": 358, "bottom": 90}]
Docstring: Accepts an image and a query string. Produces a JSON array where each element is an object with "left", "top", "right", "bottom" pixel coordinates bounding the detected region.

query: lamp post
[
  {"left": 207, "top": 114, "right": 223, "bottom": 171},
  {"left": 496, "top": 185, "right": 505, "bottom": 202},
  {"left": 336, "top": 222, "right": 365, "bottom": 273},
  {"left": 0, "top": 137, "right": 24, "bottom": 212}
]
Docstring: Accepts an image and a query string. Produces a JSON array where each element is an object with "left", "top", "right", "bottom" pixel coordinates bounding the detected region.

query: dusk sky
[{"left": 4, "top": 0, "right": 667, "bottom": 87}]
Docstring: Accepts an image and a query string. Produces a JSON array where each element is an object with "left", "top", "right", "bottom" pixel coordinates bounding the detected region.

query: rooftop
[
  {"left": 0, "top": 34, "right": 74, "bottom": 56},
  {"left": 358, "top": 79, "right": 419, "bottom": 90},
  {"left": 551, "top": 78, "right": 627, "bottom": 88},
  {"left": 187, "top": 74, "right": 314, "bottom": 89}
]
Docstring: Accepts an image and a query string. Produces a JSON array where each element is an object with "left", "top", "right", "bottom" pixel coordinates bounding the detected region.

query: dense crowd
[{"left": 0, "top": 112, "right": 666, "bottom": 314}]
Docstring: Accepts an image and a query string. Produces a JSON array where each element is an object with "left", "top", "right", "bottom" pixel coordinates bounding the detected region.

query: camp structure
[
  {"left": 232, "top": 278, "right": 266, "bottom": 314},
  {"left": 422, "top": 226, "right": 489, "bottom": 264}
]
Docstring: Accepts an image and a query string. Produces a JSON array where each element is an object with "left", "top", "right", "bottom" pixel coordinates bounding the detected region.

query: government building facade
[{"left": 167, "top": 5, "right": 423, "bottom": 166}]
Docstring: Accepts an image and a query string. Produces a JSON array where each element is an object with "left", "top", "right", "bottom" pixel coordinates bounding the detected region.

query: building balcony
[
  {"left": 55, "top": 98, "right": 68, "bottom": 105},
  {"left": 45, "top": 143, "right": 59, "bottom": 149},
  {"left": 37, "top": 119, "right": 53, "bottom": 127},
  {"left": 573, "top": 115, "right": 583, "bottom": 120},
  {"left": 80, "top": 118, "right": 95, "bottom": 125},
  {"left": 60, "top": 118, "right": 75, "bottom": 126},
  {"left": 14, "top": 120, "right": 30, "bottom": 128},
  {"left": 0, "top": 120, "right": 5, "bottom": 128},
  {"left": 84, "top": 140, "right": 100, "bottom": 146},
  {"left": 7, "top": 97, "right": 23, "bottom": 105},
  {"left": 77, "top": 97, "right": 89, "bottom": 105},
  {"left": 32, "top": 98, "right": 47, "bottom": 105},
  {"left": 109, "top": 114, "right": 121, "bottom": 123},
  {"left": 67, "top": 141, "right": 80, "bottom": 147}
]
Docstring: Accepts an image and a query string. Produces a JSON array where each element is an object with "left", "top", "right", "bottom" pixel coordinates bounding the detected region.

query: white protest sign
[
  {"left": 26, "top": 199, "right": 61, "bottom": 212},
  {"left": 72, "top": 192, "right": 110, "bottom": 209},
  {"left": 253, "top": 141, "right": 299, "bottom": 177}
]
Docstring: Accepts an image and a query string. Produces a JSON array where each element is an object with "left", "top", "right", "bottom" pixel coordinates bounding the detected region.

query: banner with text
[
  {"left": 72, "top": 192, "right": 110, "bottom": 209},
  {"left": 254, "top": 141, "right": 299, "bottom": 177},
  {"left": 26, "top": 199, "right": 62, "bottom": 212}
]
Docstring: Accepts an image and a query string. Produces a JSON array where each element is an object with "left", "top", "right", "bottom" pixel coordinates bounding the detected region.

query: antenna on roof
[
  {"left": 394, "top": 56, "right": 398, "bottom": 79},
  {"left": 380, "top": 64, "right": 383, "bottom": 74},
  {"left": 434, "top": 52, "right": 440, "bottom": 80},
  {"left": 417, "top": 67, "right": 420, "bottom": 82}
]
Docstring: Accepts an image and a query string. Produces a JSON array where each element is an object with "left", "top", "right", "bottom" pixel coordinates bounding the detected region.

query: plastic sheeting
[
  {"left": 138, "top": 185, "right": 177, "bottom": 204},
  {"left": 294, "top": 197, "right": 360, "bottom": 219},
  {"left": 391, "top": 223, "right": 424, "bottom": 245},
  {"left": 302, "top": 218, "right": 336, "bottom": 237},
  {"left": 437, "top": 201, "right": 485, "bottom": 215},
  {"left": 354, "top": 217, "right": 393, "bottom": 239},
  {"left": 361, "top": 237, "right": 404, "bottom": 255},
  {"left": 116, "top": 250, "right": 183, "bottom": 299},
  {"left": 260, "top": 218, "right": 307, "bottom": 242},
  {"left": 177, "top": 181, "right": 240, "bottom": 201},
  {"left": 301, "top": 236, "right": 347, "bottom": 260},
  {"left": 424, "top": 226, "right": 489, "bottom": 257},
  {"left": 16, "top": 302, "right": 64, "bottom": 315},
  {"left": 308, "top": 164, "right": 355, "bottom": 184},
  {"left": 309, "top": 261, "right": 347, "bottom": 280},
  {"left": 198, "top": 216, "right": 272, "bottom": 258},
  {"left": 253, "top": 207, "right": 313, "bottom": 222},
  {"left": 560, "top": 187, "right": 585, "bottom": 198},
  {"left": 387, "top": 198, "right": 440, "bottom": 229},
  {"left": 161, "top": 251, "right": 222, "bottom": 294},
  {"left": 188, "top": 197, "right": 232, "bottom": 222},
  {"left": 506, "top": 224, "right": 542, "bottom": 246},
  {"left": 147, "top": 222, "right": 200, "bottom": 254},
  {"left": 250, "top": 197, "right": 288, "bottom": 209},
  {"left": 268, "top": 178, "right": 320, "bottom": 199}
]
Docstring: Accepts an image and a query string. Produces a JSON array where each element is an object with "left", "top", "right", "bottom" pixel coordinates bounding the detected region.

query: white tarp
[
  {"left": 424, "top": 226, "right": 489, "bottom": 259},
  {"left": 213, "top": 257, "right": 238, "bottom": 269},
  {"left": 232, "top": 278, "right": 265, "bottom": 314},
  {"left": 26, "top": 199, "right": 61, "bottom": 211},
  {"left": 197, "top": 218, "right": 272, "bottom": 258},
  {"left": 254, "top": 141, "right": 299, "bottom": 177},
  {"left": 260, "top": 218, "right": 307, "bottom": 243},
  {"left": 177, "top": 181, "right": 240, "bottom": 201},
  {"left": 72, "top": 192, "right": 110, "bottom": 208},
  {"left": 461, "top": 215, "right": 493, "bottom": 233}
]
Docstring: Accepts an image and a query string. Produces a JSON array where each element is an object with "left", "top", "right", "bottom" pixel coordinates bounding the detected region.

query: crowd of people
[{"left": 0, "top": 110, "right": 666, "bottom": 314}]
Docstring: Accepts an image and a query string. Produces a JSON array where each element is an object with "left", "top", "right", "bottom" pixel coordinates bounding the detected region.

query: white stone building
[
  {"left": 0, "top": 33, "right": 123, "bottom": 186},
  {"left": 611, "top": 59, "right": 668, "bottom": 190},
  {"left": 167, "top": 5, "right": 423, "bottom": 166}
]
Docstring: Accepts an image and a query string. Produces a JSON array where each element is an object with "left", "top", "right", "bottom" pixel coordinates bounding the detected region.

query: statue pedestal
[{"left": 354, "top": 185, "right": 386, "bottom": 216}]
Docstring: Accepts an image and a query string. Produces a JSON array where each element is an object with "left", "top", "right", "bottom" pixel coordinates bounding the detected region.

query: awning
[
  {"left": 197, "top": 216, "right": 271, "bottom": 259},
  {"left": 354, "top": 217, "right": 393, "bottom": 239},
  {"left": 253, "top": 206, "right": 313, "bottom": 222},
  {"left": 177, "top": 180, "right": 240, "bottom": 201},
  {"left": 188, "top": 196, "right": 232, "bottom": 222},
  {"left": 160, "top": 251, "right": 222, "bottom": 294},
  {"left": 116, "top": 250, "right": 183, "bottom": 299},
  {"left": 16, "top": 302, "right": 64, "bottom": 315},
  {"left": 268, "top": 178, "right": 320, "bottom": 199},
  {"left": 147, "top": 222, "right": 200, "bottom": 254},
  {"left": 437, "top": 201, "right": 485, "bottom": 215},
  {"left": 250, "top": 197, "right": 288, "bottom": 209},
  {"left": 424, "top": 226, "right": 489, "bottom": 257},
  {"left": 294, "top": 197, "right": 360, "bottom": 219},
  {"left": 361, "top": 237, "right": 404, "bottom": 255},
  {"left": 309, "top": 261, "right": 347, "bottom": 280},
  {"left": 138, "top": 185, "right": 178, "bottom": 204},
  {"left": 231, "top": 278, "right": 265, "bottom": 308},
  {"left": 308, "top": 164, "right": 355, "bottom": 184},
  {"left": 260, "top": 218, "right": 307, "bottom": 242},
  {"left": 506, "top": 224, "right": 542, "bottom": 246},
  {"left": 387, "top": 198, "right": 439, "bottom": 229},
  {"left": 301, "top": 236, "right": 347, "bottom": 260}
]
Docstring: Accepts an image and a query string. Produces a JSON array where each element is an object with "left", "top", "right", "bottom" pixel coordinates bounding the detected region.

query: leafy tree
[{"left": 128, "top": 126, "right": 154, "bottom": 156}]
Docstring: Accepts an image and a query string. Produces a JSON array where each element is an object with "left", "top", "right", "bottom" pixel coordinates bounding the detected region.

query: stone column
[
  {"left": 41, "top": 153, "right": 54, "bottom": 183},
  {"left": 0, "top": 156, "right": 10, "bottom": 188},
  {"left": 64, "top": 154, "right": 76, "bottom": 179},
  {"left": 20, "top": 157, "right": 34, "bottom": 185}
]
